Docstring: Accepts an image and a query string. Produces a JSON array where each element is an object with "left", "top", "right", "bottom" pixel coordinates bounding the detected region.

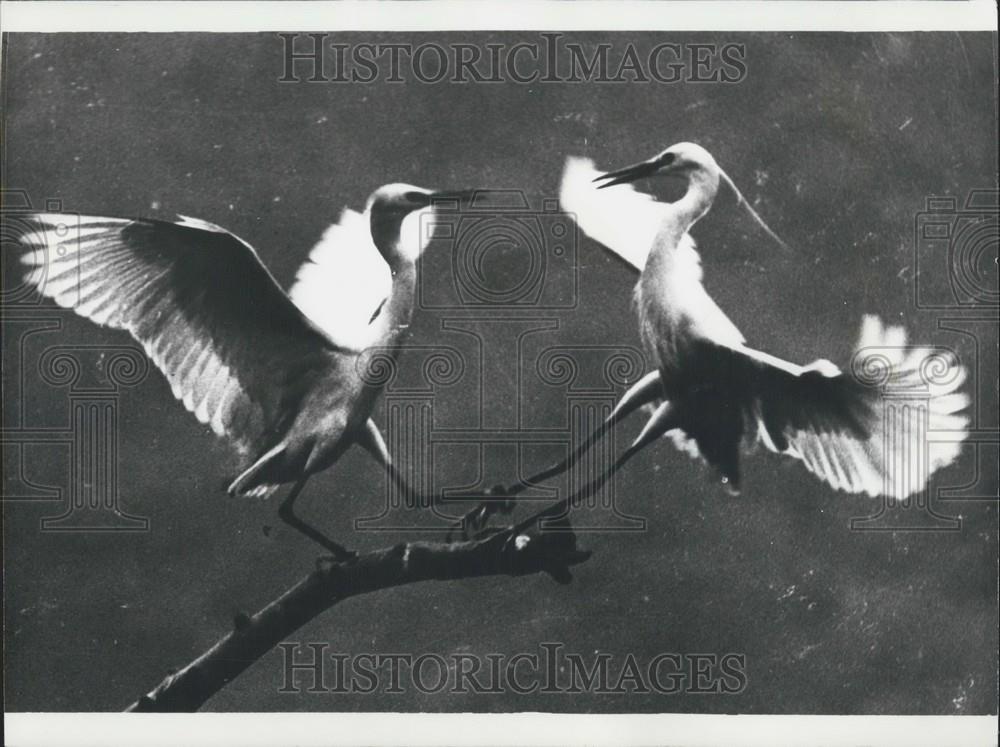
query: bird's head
[
  {"left": 367, "top": 183, "right": 472, "bottom": 266},
  {"left": 593, "top": 142, "right": 791, "bottom": 252},
  {"left": 593, "top": 142, "right": 719, "bottom": 189},
  {"left": 368, "top": 183, "right": 436, "bottom": 215}
]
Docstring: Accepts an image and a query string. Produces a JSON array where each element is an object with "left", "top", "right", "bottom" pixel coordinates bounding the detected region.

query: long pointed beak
[
  {"left": 593, "top": 159, "right": 661, "bottom": 189},
  {"left": 428, "top": 189, "right": 477, "bottom": 202}
]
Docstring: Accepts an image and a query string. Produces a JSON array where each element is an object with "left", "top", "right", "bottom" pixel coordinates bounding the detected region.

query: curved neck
[
  {"left": 673, "top": 166, "right": 720, "bottom": 231},
  {"left": 373, "top": 260, "right": 417, "bottom": 348},
  {"left": 643, "top": 166, "right": 719, "bottom": 272},
  {"left": 371, "top": 208, "right": 413, "bottom": 271}
]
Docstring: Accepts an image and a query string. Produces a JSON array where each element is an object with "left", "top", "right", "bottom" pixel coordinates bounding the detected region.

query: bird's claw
[
  {"left": 445, "top": 506, "right": 485, "bottom": 543},
  {"left": 446, "top": 484, "right": 516, "bottom": 542}
]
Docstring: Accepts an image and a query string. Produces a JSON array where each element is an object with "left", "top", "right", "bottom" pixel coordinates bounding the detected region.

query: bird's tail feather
[
  {"left": 240, "top": 484, "right": 281, "bottom": 500},
  {"left": 227, "top": 443, "right": 288, "bottom": 498}
]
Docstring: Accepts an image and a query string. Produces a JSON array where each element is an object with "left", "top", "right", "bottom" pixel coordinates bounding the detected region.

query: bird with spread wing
[
  {"left": 460, "top": 144, "right": 969, "bottom": 535},
  {"left": 19, "top": 185, "right": 470, "bottom": 560}
]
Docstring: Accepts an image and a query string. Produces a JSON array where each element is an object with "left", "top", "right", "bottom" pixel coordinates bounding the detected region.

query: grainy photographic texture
[{"left": 1, "top": 30, "right": 997, "bottom": 719}]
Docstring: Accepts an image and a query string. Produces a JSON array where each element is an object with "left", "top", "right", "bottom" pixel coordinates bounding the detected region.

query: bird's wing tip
[{"left": 175, "top": 214, "right": 230, "bottom": 233}]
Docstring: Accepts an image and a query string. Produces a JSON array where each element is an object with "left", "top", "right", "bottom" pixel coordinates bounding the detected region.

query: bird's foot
[
  {"left": 277, "top": 498, "right": 359, "bottom": 563},
  {"left": 446, "top": 485, "right": 515, "bottom": 542}
]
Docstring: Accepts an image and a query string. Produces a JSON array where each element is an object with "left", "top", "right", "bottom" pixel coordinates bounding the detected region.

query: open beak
[{"left": 593, "top": 159, "right": 661, "bottom": 189}]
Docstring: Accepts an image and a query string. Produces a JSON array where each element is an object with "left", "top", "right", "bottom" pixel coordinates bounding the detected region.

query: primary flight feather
[{"left": 20, "top": 185, "right": 467, "bottom": 558}]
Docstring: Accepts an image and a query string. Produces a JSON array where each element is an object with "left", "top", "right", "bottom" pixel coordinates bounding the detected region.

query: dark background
[{"left": 2, "top": 32, "right": 997, "bottom": 713}]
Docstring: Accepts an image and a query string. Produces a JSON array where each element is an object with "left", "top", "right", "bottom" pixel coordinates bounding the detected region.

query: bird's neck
[
  {"left": 672, "top": 167, "right": 720, "bottom": 231},
  {"left": 376, "top": 259, "right": 417, "bottom": 348}
]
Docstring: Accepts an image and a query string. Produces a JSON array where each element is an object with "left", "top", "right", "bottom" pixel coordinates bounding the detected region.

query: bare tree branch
[{"left": 125, "top": 520, "right": 591, "bottom": 712}]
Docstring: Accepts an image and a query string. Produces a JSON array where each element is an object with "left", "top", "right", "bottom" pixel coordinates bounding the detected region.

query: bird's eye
[
  {"left": 403, "top": 191, "right": 426, "bottom": 202},
  {"left": 659, "top": 153, "right": 676, "bottom": 166}
]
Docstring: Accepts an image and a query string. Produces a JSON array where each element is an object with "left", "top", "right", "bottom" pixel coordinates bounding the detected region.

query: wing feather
[
  {"left": 703, "top": 315, "right": 969, "bottom": 499},
  {"left": 559, "top": 156, "right": 671, "bottom": 271},
  {"left": 19, "top": 213, "right": 337, "bottom": 457},
  {"left": 288, "top": 206, "right": 431, "bottom": 350}
]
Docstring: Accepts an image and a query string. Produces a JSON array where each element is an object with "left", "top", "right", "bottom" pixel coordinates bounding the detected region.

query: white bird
[
  {"left": 466, "top": 144, "right": 969, "bottom": 532},
  {"left": 20, "top": 185, "right": 468, "bottom": 559}
]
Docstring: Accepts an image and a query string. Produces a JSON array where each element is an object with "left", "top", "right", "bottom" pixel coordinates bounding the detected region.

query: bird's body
[
  {"left": 227, "top": 345, "right": 370, "bottom": 497},
  {"left": 20, "top": 184, "right": 462, "bottom": 556},
  {"left": 636, "top": 233, "right": 743, "bottom": 380},
  {"left": 549, "top": 143, "right": 969, "bottom": 500},
  {"left": 620, "top": 150, "right": 761, "bottom": 488},
  {"left": 229, "top": 239, "right": 419, "bottom": 498}
]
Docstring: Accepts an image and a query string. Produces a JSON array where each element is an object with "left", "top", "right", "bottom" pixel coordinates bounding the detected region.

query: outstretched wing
[
  {"left": 289, "top": 206, "right": 431, "bottom": 350},
  {"left": 19, "top": 213, "right": 338, "bottom": 457},
  {"left": 559, "top": 156, "right": 671, "bottom": 271},
  {"left": 674, "top": 316, "right": 969, "bottom": 499}
]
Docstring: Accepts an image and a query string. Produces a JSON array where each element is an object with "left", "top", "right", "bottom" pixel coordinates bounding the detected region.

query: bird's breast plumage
[{"left": 635, "top": 232, "right": 745, "bottom": 393}]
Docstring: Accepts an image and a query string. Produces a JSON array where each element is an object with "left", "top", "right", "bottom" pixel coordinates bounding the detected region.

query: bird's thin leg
[
  {"left": 357, "top": 417, "right": 502, "bottom": 537},
  {"left": 526, "top": 370, "right": 664, "bottom": 487},
  {"left": 357, "top": 417, "right": 437, "bottom": 510},
  {"left": 508, "top": 401, "right": 678, "bottom": 536},
  {"left": 278, "top": 477, "right": 357, "bottom": 562},
  {"left": 451, "top": 371, "right": 664, "bottom": 538}
]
